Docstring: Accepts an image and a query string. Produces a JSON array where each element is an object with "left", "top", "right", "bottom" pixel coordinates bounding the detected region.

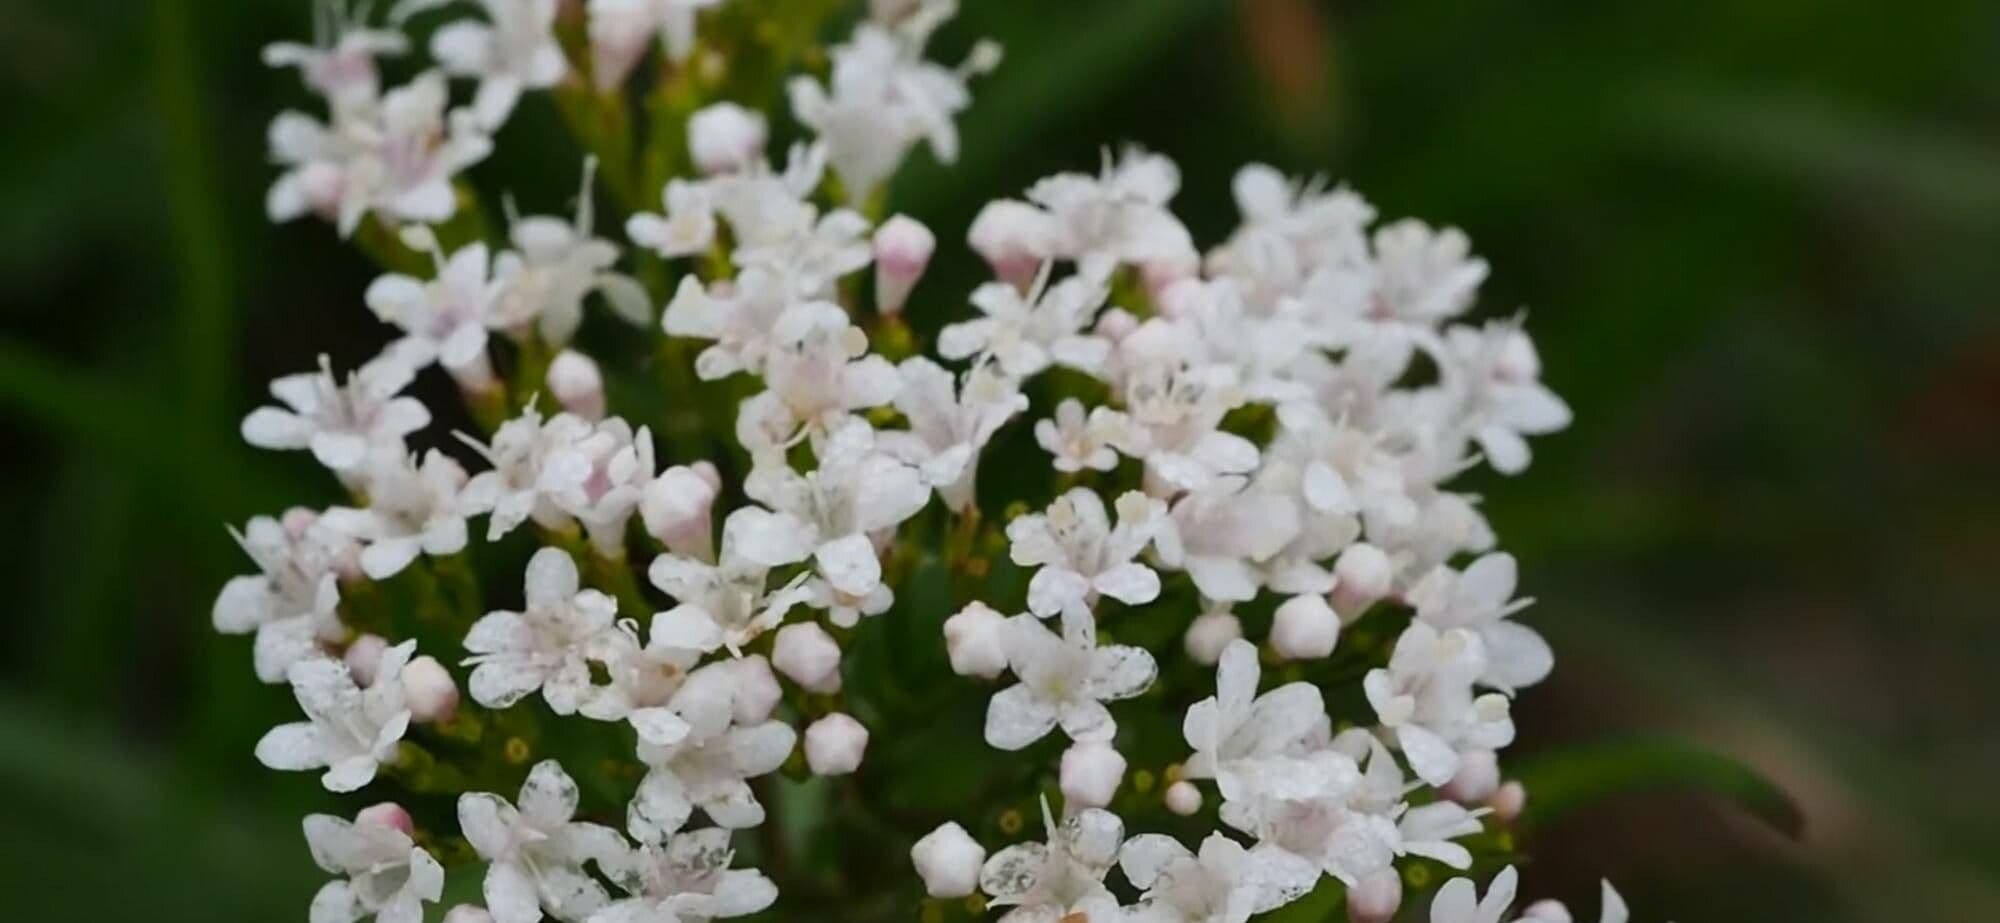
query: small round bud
[
  {"left": 1491, "top": 780, "right": 1528, "bottom": 823},
  {"left": 1164, "top": 780, "right": 1202, "bottom": 816},
  {"left": 1333, "top": 542, "right": 1395, "bottom": 619},
  {"left": 1270, "top": 594, "right": 1340, "bottom": 660},
  {"left": 727, "top": 655, "right": 783, "bottom": 723},
  {"left": 1094, "top": 307, "right": 1140, "bottom": 343},
  {"left": 1183, "top": 612, "right": 1242, "bottom": 666},
  {"left": 686, "top": 102, "right": 767, "bottom": 175},
  {"left": 344, "top": 634, "right": 389, "bottom": 686},
  {"left": 910, "top": 822, "right": 986, "bottom": 898},
  {"left": 546, "top": 350, "right": 606, "bottom": 421},
  {"left": 968, "top": 200, "right": 1055, "bottom": 290},
  {"left": 356, "top": 802, "right": 414, "bottom": 837},
  {"left": 1346, "top": 868, "right": 1403, "bottom": 923},
  {"left": 1059, "top": 741, "right": 1127, "bottom": 810},
  {"left": 943, "top": 602, "right": 1009, "bottom": 679},
  {"left": 1442, "top": 748, "right": 1500, "bottom": 804},
  {"left": 641, "top": 463, "right": 720, "bottom": 560},
  {"left": 1517, "top": 899, "right": 1574, "bottom": 923},
  {"left": 772, "top": 623, "right": 843, "bottom": 693},
  {"left": 804, "top": 712, "right": 869, "bottom": 776},
  {"left": 442, "top": 908, "right": 495, "bottom": 923},
  {"left": 400, "top": 655, "right": 460, "bottom": 723},
  {"left": 873, "top": 215, "right": 936, "bottom": 317}
]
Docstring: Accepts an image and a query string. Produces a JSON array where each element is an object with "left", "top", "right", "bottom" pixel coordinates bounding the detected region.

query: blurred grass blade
[{"left": 1515, "top": 737, "right": 1805, "bottom": 839}]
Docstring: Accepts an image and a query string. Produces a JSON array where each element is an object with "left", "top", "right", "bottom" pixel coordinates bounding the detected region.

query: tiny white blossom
[
  {"left": 366, "top": 237, "right": 505, "bottom": 386},
  {"left": 263, "top": 1, "right": 408, "bottom": 114},
  {"left": 880, "top": 357, "right": 1027, "bottom": 512},
  {"left": 647, "top": 507, "right": 815, "bottom": 656},
  {"left": 1410, "top": 552, "right": 1552, "bottom": 692},
  {"left": 319, "top": 449, "right": 475, "bottom": 580},
  {"left": 628, "top": 663, "right": 796, "bottom": 839},
  {"left": 733, "top": 303, "right": 900, "bottom": 453},
  {"left": 1006, "top": 488, "right": 1165, "bottom": 620},
  {"left": 426, "top": 0, "right": 568, "bottom": 129},
  {"left": 1429, "top": 866, "right": 1519, "bottom": 923},
  {"left": 939, "top": 267, "right": 1110, "bottom": 379},
  {"left": 240, "top": 346, "right": 431, "bottom": 476},
  {"left": 585, "top": 0, "right": 725, "bottom": 93},
  {"left": 1364, "top": 623, "right": 1516, "bottom": 786},
  {"left": 592, "top": 827, "right": 777, "bottom": 923},
  {"left": 303, "top": 806, "right": 444, "bottom": 923},
  {"left": 462, "top": 547, "right": 621, "bottom": 714},
  {"left": 215, "top": 510, "right": 353, "bottom": 683},
  {"left": 257, "top": 642, "right": 416, "bottom": 792},
  {"left": 978, "top": 800, "right": 1124, "bottom": 923},
  {"left": 459, "top": 760, "right": 630, "bottom": 923},
  {"left": 1024, "top": 147, "right": 1197, "bottom": 281},
  {"left": 493, "top": 161, "right": 651, "bottom": 346},
  {"left": 1118, "top": 832, "right": 1318, "bottom": 923},
  {"left": 1181, "top": 640, "right": 1325, "bottom": 785},
  {"left": 1034, "top": 398, "right": 1128, "bottom": 474},
  {"left": 984, "top": 606, "right": 1156, "bottom": 750}
]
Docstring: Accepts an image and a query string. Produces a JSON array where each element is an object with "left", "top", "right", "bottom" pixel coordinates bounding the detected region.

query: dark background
[{"left": 3, "top": 0, "right": 1997, "bottom": 919}]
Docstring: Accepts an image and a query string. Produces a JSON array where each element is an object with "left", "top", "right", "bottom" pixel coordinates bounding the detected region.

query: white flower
[
  {"left": 628, "top": 675, "right": 796, "bottom": 838},
  {"left": 1024, "top": 147, "right": 1196, "bottom": 280},
  {"left": 214, "top": 510, "right": 352, "bottom": 683},
  {"left": 1372, "top": 219, "right": 1488, "bottom": 325},
  {"left": 1006, "top": 488, "right": 1165, "bottom": 620},
  {"left": 1410, "top": 552, "right": 1551, "bottom": 692},
  {"left": 585, "top": 0, "right": 724, "bottom": 92},
  {"left": 1439, "top": 320, "right": 1572, "bottom": 475},
  {"left": 1182, "top": 640, "right": 1324, "bottom": 785},
  {"left": 938, "top": 267, "right": 1110, "bottom": 379},
  {"left": 1364, "top": 623, "right": 1516, "bottom": 786},
  {"left": 592, "top": 827, "right": 777, "bottom": 923},
  {"left": 733, "top": 303, "right": 900, "bottom": 453},
  {"left": 880, "top": 357, "right": 1027, "bottom": 511},
  {"left": 462, "top": 547, "right": 620, "bottom": 714},
  {"left": 911, "top": 822, "right": 986, "bottom": 899},
  {"left": 428, "top": 0, "right": 568, "bottom": 129},
  {"left": 984, "top": 607, "right": 1156, "bottom": 750},
  {"left": 646, "top": 507, "right": 816, "bottom": 655},
  {"left": 743, "top": 418, "right": 930, "bottom": 624},
  {"left": 1118, "top": 832, "right": 1319, "bottom": 923},
  {"left": 1154, "top": 478, "right": 1301, "bottom": 604},
  {"left": 366, "top": 238, "right": 504, "bottom": 384},
  {"left": 1429, "top": 866, "right": 1519, "bottom": 923},
  {"left": 978, "top": 800, "right": 1123, "bottom": 923},
  {"left": 459, "top": 760, "right": 631, "bottom": 923},
  {"left": 262, "top": 3, "right": 408, "bottom": 114},
  {"left": 492, "top": 162, "right": 651, "bottom": 346},
  {"left": 319, "top": 449, "right": 475, "bottom": 580},
  {"left": 240, "top": 347, "right": 430, "bottom": 475},
  {"left": 256, "top": 642, "right": 416, "bottom": 792},
  {"left": 1034, "top": 398, "right": 1128, "bottom": 474},
  {"left": 787, "top": 11, "right": 995, "bottom": 205},
  {"left": 461, "top": 407, "right": 588, "bottom": 539},
  {"left": 1100, "top": 321, "right": 1256, "bottom": 493},
  {"left": 267, "top": 71, "right": 491, "bottom": 236},
  {"left": 303, "top": 807, "right": 444, "bottom": 923},
  {"left": 540, "top": 415, "right": 657, "bottom": 556}
]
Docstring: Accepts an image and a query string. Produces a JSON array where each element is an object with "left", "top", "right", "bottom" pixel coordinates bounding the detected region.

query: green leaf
[{"left": 1513, "top": 737, "right": 1805, "bottom": 839}]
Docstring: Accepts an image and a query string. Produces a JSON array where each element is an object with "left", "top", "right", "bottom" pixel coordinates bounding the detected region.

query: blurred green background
[{"left": 3, "top": 0, "right": 1997, "bottom": 919}]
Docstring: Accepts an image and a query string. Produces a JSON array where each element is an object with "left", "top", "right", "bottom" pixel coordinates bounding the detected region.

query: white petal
[
  {"left": 254, "top": 722, "right": 326, "bottom": 771},
  {"left": 984, "top": 684, "right": 1058, "bottom": 751}
]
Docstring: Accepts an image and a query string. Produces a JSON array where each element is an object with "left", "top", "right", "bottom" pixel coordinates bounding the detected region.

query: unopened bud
[
  {"left": 1164, "top": 780, "right": 1202, "bottom": 816},
  {"left": 1517, "top": 900, "right": 1573, "bottom": 923},
  {"left": 1059, "top": 741, "right": 1127, "bottom": 810},
  {"left": 545, "top": 349, "right": 605, "bottom": 420},
  {"left": 356, "top": 802, "right": 414, "bottom": 836},
  {"left": 400, "top": 656, "right": 460, "bottom": 723},
  {"left": 687, "top": 102, "right": 768, "bottom": 175},
  {"left": 1094, "top": 307, "right": 1140, "bottom": 343},
  {"left": 587, "top": 0, "right": 653, "bottom": 92},
  {"left": 345, "top": 634, "right": 389, "bottom": 686},
  {"left": 943, "top": 602, "right": 1009, "bottom": 679},
  {"left": 282, "top": 506, "right": 321, "bottom": 538},
  {"left": 804, "top": 712, "right": 868, "bottom": 776},
  {"left": 728, "top": 655, "right": 783, "bottom": 724},
  {"left": 641, "top": 462, "right": 720, "bottom": 560},
  {"left": 910, "top": 822, "right": 985, "bottom": 898},
  {"left": 873, "top": 215, "right": 935, "bottom": 316},
  {"left": 968, "top": 200, "right": 1054, "bottom": 291},
  {"left": 1346, "top": 868, "right": 1403, "bottom": 923},
  {"left": 1182, "top": 612, "right": 1242, "bottom": 666},
  {"left": 1442, "top": 749, "right": 1500, "bottom": 804},
  {"left": 772, "top": 623, "right": 843, "bottom": 693},
  {"left": 1332, "top": 542, "right": 1394, "bottom": 619},
  {"left": 1490, "top": 780, "right": 1528, "bottom": 823},
  {"left": 1270, "top": 594, "right": 1340, "bottom": 660},
  {"left": 442, "top": 907, "right": 496, "bottom": 923}
]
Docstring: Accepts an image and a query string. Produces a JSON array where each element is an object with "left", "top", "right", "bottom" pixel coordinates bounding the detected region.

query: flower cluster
[{"left": 220, "top": 2, "right": 1649, "bottom": 922}]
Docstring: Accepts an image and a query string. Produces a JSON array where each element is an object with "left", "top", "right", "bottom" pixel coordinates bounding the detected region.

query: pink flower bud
[
  {"left": 1094, "top": 307, "right": 1140, "bottom": 343},
  {"left": 1059, "top": 741, "right": 1127, "bottom": 810},
  {"left": 968, "top": 200, "right": 1055, "bottom": 291},
  {"left": 872, "top": 215, "right": 935, "bottom": 317},
  {"left": 1442, "top": 748, "right": 1500, "bottom": 804},
  {"left": 804, "top": 712, "right": 869, "bottom": 776},
  {"left": 772, "top": 623, "right": 843, "bottom": 693},
  {"left": 1332, "top": 542, "right": 1394, "bottom": 619},
  {"left": 687, "top": 102, "right": 768, "bottom": 175},
  {"left": 546, "top": 350, "right": 606, "bottom": 421},
  {"left": 641, "top": 463, "right": 720, "bottom": 560},
  {"left": 1270, "top": 594, "right": 1340, "bottom": 660},
  {"left": 282, "top": 506, "right": 320, "bottom": 538},
  {"left": 1346, "top": 868, "right": 1403, "bottom": 923},
  {"left": 910, "top": 822, "right": 985, "bottom": 898},
  {"left": 356, "top": 802, "right": 414, "bottom": 837},
  {"left": 442, "top": 908, "right": 496, "bottom": 923},
  {"left": 344, "top": 634, "right": 389, "bottom": 686},
  {"left": 1164, "top": 780, "right": 1202, "bottom": 816},
  {"left": 586, "top": 0, "right": 653, "bottom": 92},
  {"left": 400, "top": 655, "right": 459, "bottom": 723},
  {"left": 1182, "top": 612, "right": 1242, "bottom": 666},
  {"left": 1491, "top": 779, "right": 1528, "bottom": 823},
  {"left": 943, "top": 602, "right": 1009, "bottom": 679}
]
